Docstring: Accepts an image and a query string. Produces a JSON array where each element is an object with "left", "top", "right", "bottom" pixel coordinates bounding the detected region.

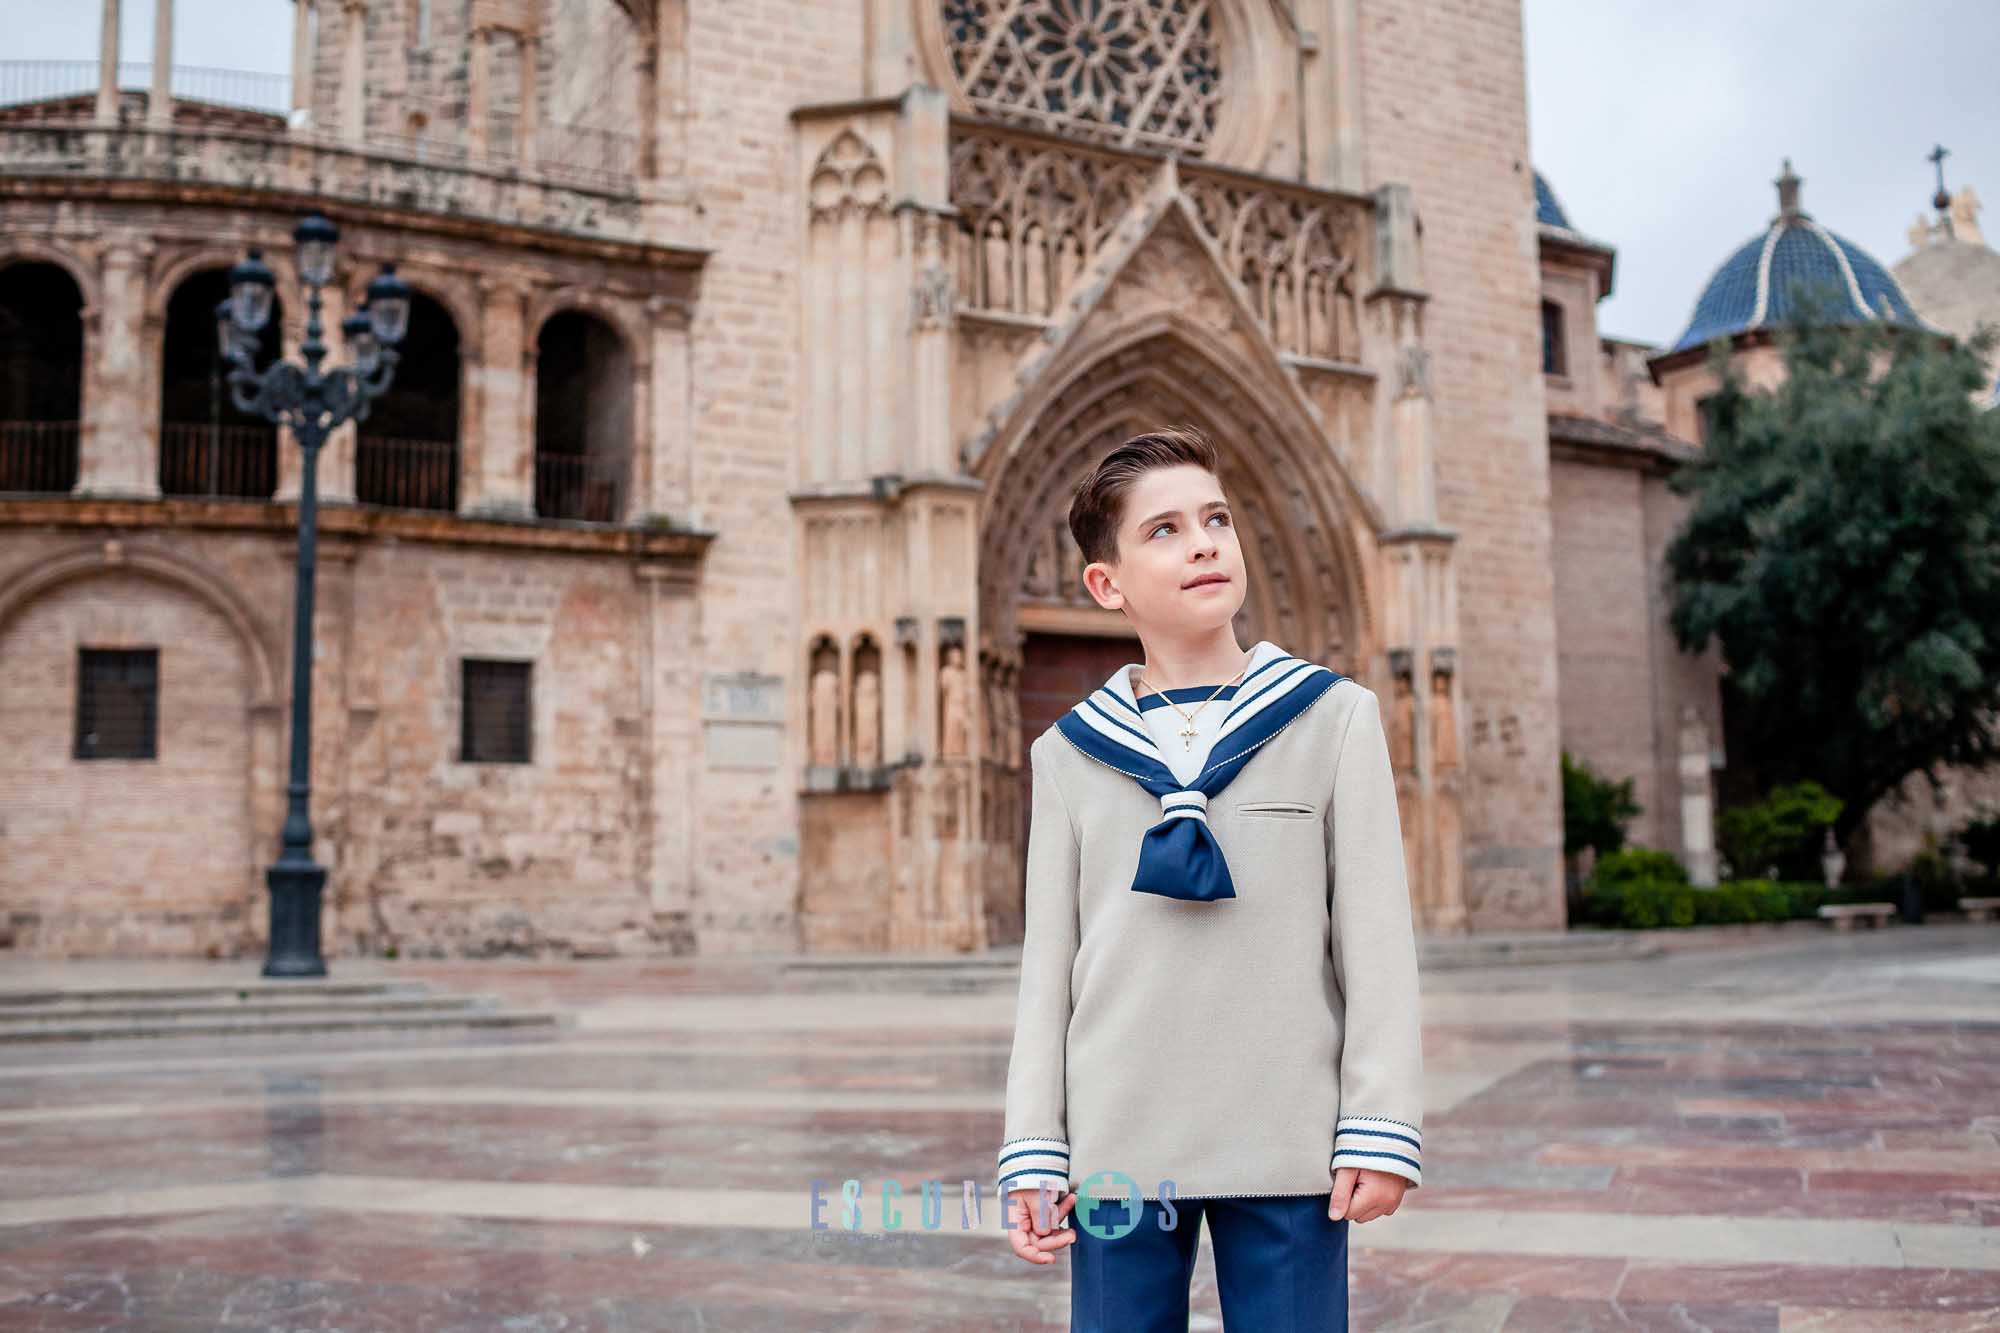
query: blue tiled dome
[
  {"left": 1533, "top": 170, "right": 1571, "bottom": 230},
  {"left": 1670, "top": 161, "right": 1930, "bottom": 353}
]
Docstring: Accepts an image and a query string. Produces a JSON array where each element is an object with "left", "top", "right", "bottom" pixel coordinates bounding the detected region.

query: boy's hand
[
  {"left": 1005, "top": 1186, "right": 1078, "bottom": 1265},
  {"left": 1328, "top": 1166, "right": 1408, "bottom": 1223}
]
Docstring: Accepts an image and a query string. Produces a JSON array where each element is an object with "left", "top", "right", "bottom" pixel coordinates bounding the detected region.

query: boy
[{"left": 995, "top": 426, "right": 1424, "bottom": 1331}]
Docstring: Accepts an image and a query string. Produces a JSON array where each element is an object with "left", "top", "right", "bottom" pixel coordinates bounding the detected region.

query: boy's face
[{"left": 1082, "top": 463, "right": 1247, "bottom": 632}]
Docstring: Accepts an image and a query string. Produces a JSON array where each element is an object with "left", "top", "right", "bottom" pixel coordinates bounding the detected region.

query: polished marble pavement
[{"left": 1, "top": 922, "right": 1997, "bottom": 1330}]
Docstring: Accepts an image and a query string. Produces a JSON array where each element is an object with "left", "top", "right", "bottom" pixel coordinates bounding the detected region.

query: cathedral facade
[{"left": 1, "top": 0, "right": 1570, "bottom": 958}]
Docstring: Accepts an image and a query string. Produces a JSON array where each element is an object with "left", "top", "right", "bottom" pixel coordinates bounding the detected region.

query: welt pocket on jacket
[{"left": 1235, "top": 800, "right": 1320, "bottom": 820}]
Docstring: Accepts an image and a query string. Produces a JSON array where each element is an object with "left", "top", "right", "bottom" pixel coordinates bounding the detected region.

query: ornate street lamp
[{"left": 221, "top": 209, "right": 409, "bottom": 977}]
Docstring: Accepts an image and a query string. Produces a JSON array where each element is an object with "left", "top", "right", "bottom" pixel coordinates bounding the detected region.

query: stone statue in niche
[
  {"left": 1678, "top": 704, "right": 1708, "bottom": 767},
  {"left": 1397, "top": 780, "right": 1425, "bottom": 911},
  {"left": 1389, "top": 672, "right": 1417, "bottom": 771},
  {"left": 939, "top": 643, "right": 970, "bottom": 759},
  {"left": 1003, "top": 679, "right": 1023, "bottom": 768},
  {"left": 1429, "top": 669, "right": 1459, "bottom": 770},
  {"left": 853, "top": 666, "right": 881, "bottom": 769},
  {"left": 809, "top": 658, "right": 841, "bottom": 767},
  {"left": 980, "top": 676, "right": 1000, "bottom": 756},
  {"left": 914, "top": 265, "right": 956, "bottom": 330},
  {"left": 1396, "top": 342, "right": 1432, "bottom": 400},
  {"left": 1059, "top": 532, "right": 1085, "bottom": 603},
  {"left": 1431, "top": 778, "right": 1463, "bottom": 925},
  {"left": 1022, "top": 532, "right": 1049, "bottom": 599}
]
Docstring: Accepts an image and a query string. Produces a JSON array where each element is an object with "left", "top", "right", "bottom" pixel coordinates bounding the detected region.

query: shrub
[
  {"left": 1960, "top": 812, "right": 2000, "bottom": 878},
  {"left": 1583, "top": 876, "right": 1828, "bottom": 930},
  {"left": 1716, "top": 780, "right": 1844, "bottom": 881},
  {"left": 1591, "top": 846, "right": 1690, "bottom": 888},
  {"left": 1562, "top": 751, "right": 1642, "bottom": 858},
  {"left": 1871, "top": 844, "right": 1969, "bottom": 913}
]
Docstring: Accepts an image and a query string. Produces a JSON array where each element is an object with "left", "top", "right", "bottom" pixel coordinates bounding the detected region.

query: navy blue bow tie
[{"left": 1055, "top": 648, "right": 1343, "bottom": 903}]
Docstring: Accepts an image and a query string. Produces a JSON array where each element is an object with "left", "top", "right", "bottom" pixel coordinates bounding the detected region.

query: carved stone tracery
[
  {"left": 1182, "top": 173, "right": 1362, "bottom": 361},
  {"left": 941, "top": 0, "right": 1225, "bottom": 156},
  {"left": 949, "top": 133, "right": 1147, "bottom": 318},
  {"left": 979, "top": 328, "right": 1361, "bottom": 668},
  {"left": 809, "top": 129, "right": 889, "bottom": 222},
  {"left": 946, "top": 129, "right": 1368, "bottom": 365}
]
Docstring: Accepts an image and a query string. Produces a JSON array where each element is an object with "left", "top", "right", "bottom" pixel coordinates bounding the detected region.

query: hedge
[{"left": 1580, "top": 877, "right": 1829, "bottom": 929}]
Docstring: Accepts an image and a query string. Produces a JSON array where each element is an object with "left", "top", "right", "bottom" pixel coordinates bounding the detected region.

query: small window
[
  {"left": 1540, "top": 300, "right": 1567, "bottom": 377},
  {"left": 76, "top": 648, "right": 158, "bottom": 760},
  {"left": 462, "top": 659, "right": 532, "bottom": 763},
  {"left": 1694, "top": 392, "right": 1717, "bottom": 446}
]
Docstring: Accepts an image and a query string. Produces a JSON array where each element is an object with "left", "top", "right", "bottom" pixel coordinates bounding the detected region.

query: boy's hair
[{"left": 1067, "top": 425, "right": 1221, "bottom": 568}]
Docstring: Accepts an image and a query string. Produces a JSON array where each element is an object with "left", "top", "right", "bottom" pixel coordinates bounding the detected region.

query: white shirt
[{"left": 1127, "top": 641, "right": 1286, "bottom": 786}]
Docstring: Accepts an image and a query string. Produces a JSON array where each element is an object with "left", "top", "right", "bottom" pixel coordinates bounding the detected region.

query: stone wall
[
  {"left": 1358, "top": 0, "right": 1563, "bottom": 927},
  {"left": 674, "top": 0, "right": 861, "bottom": 951},
  {"left": 0, "top": 518, "right": 709, "bottom": 960}
]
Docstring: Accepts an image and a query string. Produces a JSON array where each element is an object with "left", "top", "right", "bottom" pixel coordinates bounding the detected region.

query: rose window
[{"left": 942, "top": 0, "right": 1225, "bottom": 155}]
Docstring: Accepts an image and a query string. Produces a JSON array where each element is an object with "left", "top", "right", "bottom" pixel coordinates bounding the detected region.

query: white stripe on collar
[{"left": 1085, "top": 640, "right": 1291, "bottom": 765}]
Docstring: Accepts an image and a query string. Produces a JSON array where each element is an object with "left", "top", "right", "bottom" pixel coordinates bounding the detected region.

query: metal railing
[
  {"left": 355, "top": 434, "right": 458, "bottom": 512},
  {"left": 0, "top": 61, "right": 290, "bottom": 115},
  {"left": 534, "top": 451, "right": 624, "bottom": 522},
  {"left": 539, "top": 121, "right": 640, "bottom": 186},
  {"left": 159, "top": 421, "right": 278, "bottom": 499},
  {"left": 0, "top": 420, "right": 81, "bottom": 493},
  {"left": 0, "top": 60, "right": 639, "bottom": 191}
]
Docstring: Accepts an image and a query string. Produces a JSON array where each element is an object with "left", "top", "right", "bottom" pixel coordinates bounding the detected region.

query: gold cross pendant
[{"left": 1179, "top": 720, "right": 1198, "bottom": 750}]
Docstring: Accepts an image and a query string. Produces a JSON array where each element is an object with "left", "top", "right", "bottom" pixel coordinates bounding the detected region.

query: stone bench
[
  {"left": 1816, "top": 902, "right": 1898, "bottom": 931},
  {"left": 1959, "top": 897, "right": 2000, "bottom": 924}
]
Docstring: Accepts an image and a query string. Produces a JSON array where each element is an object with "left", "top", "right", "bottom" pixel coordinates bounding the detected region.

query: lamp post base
[{"left": 263, "top": 860, "right": 329, "bottom": 977}]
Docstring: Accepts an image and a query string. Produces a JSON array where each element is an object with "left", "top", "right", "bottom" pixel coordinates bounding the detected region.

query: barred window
[
  {"left": 76, "top": 648, "right": 158, "bottom": 760},
  {"left": 1541, "top": 300, "right": 1567, "bottom": 377},
  {"left": 942, "top": 0, "right": 1225, "bottom": 155},
  {"left": 462, "top": 659, "right": 532, "bottom": 763}
]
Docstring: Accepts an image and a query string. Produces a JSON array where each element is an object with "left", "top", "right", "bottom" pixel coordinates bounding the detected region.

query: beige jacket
[{"left": 996, "top": 675, "right": 1425, "bottom": 1201}]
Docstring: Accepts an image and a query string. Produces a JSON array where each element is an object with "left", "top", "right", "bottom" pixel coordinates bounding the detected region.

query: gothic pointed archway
[
  {"left": 971, "top": 310, "right": 1382, "bottom": 942},
  {"left": 976, "top": 313, "right": 1376, "bottom": 671}
]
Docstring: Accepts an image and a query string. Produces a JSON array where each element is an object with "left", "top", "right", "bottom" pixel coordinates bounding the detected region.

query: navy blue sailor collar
[{"left": 1054, "top": 640, "right": 1346, "bottom": 903}]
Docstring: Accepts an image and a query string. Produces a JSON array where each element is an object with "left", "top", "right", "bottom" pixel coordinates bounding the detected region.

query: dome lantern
[{"left": 1665, "top": 158, "right": 1933, "bottom": 355}]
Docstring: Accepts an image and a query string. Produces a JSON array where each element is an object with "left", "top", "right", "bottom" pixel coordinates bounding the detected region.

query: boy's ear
[{"left": 1081, "top": 560, "right": 1124, "bottom": 612}]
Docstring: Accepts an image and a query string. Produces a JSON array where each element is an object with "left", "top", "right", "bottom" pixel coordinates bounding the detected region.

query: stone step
[
  {"left": 787, "top": 933, "right": 1668, "bottom": 982},
  {"left": 1417, "top": 931, "right": 1665, "bottom": 968},
  {"left": 781, "top": 955, "right": 1021, "bottom": 972},
  {"left": 788, "top": 964, "right": 1024, "bottom": 984},
  {"left": 777, "top": 954, "right": 1024, "bottom": 992},
  {"left": 0, "top": 995, "right": 487, "bottom": 1028},
  {"left": 0, "top": 1008, "right": 564, "bottom": 1045},
  {"left": 0, "top": 981, "right": 423, "bottom": 1009}
]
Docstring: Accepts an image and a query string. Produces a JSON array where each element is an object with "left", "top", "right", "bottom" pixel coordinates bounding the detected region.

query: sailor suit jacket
[{"left": 996, "top": 662, "right": 1425, "bottom": 1202}]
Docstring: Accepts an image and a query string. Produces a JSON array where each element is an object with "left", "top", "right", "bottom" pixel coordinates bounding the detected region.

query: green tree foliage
[
  {"left": 1561, "top": 750, "right": 1641, "bottom": 857},
  {"left": 1591, "top": 846, "right": 1689, "bottom": 888},
  {"left": 1715, "top": 780, "right": 1844, "bottom": 880},
  {"left": 1960, "top": 810, "right": 2000, "bottom": 878},
  {"left": 1664, "top": 285, "right": 2000, "bottom": 839}
]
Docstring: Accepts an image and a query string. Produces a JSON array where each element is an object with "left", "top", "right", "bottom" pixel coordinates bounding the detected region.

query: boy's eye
[{"left": 1150, "top": 513, "right": 1228, "bottom": 540}]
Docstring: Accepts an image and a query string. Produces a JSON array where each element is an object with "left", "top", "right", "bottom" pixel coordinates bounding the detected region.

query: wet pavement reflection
[{"left": 0, "top": 922, "right": 1996, "bottom": 1330}]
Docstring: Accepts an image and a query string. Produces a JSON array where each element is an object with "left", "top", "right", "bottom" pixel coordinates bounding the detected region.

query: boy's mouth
[{"left": 1183, "top": 573, "right": 1230, "bottom": 589}]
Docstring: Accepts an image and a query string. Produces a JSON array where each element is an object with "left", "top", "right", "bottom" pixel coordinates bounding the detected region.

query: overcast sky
[
  {"left": 6, "top": 1, "right": 1995, "bottom": 347},
  {"left": 1524, "top": 0, "right": 2000, "bottom": 344}
]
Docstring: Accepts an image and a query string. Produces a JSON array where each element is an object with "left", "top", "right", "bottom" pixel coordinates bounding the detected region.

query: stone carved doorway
[{"left": 973, "top": 325, "right": 1373, "bottom": 945}]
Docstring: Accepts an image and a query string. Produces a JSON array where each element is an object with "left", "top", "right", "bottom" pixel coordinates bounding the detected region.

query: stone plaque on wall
[
  {"left": 702, "top": 670, "right": 785, "bottom": 722},
  {"left": 705, "top": 721, "right": 784, "bottom": 769},
  {"left": 702, "top": 670, "right": 786, "bottom": 769}
]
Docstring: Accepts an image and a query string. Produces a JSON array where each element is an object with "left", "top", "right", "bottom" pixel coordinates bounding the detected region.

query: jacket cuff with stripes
[
  {"left": 1331, "top": 1115, "right": 1423, "bottom": 1187},
  {"left": 996, "top": 1137, "right": 1072, "bottom": 1195}
]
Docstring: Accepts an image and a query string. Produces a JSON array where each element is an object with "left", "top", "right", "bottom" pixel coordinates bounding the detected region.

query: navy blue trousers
[{"left": 1068, "top": 1193, "right": 1349, "bottom": 1332}]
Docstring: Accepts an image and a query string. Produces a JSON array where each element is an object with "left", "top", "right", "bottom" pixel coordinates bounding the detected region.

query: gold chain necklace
[{"left": 1138, "top": 652, "right": 1251, "bottom": 751}]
